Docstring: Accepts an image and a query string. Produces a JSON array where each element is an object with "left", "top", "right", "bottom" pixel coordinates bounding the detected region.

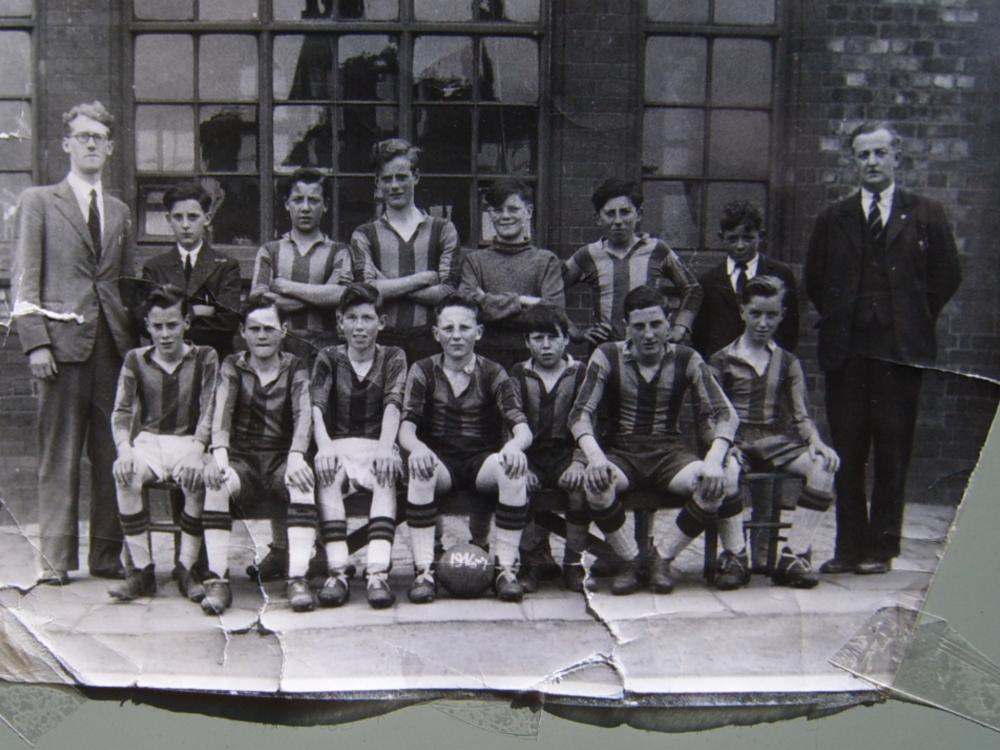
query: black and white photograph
[{"left": 0, "top": 0, "right": 997, "bottom": 736}]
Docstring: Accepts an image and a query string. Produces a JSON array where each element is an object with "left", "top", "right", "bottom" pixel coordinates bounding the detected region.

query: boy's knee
[
  {"left": 287, "top": 485, "right": 315, "bottom": 505},
  {"left": 584, "top": 485, "right": 616, "bottom": 510}
]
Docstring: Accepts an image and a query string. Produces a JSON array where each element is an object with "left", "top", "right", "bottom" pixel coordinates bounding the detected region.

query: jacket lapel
[
  {"left": 54, "top": 180, "right": 96, "bottom": 255},
  {"left": 882, "top": 188, "right": 912, "bottom": 251},
  {"left": 833, "top": 193, "right": 865, "bottom": 255},
  {"left": 708, "top": 262, "right": 740, "bottom": 312},
  {"left": 187, "top": 244, "right": 219, "bottom": 294}
]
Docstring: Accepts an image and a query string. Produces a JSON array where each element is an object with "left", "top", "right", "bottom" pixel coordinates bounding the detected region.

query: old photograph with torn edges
[{"left": 0, "top": 0, "right": 997, "bottom": 727}]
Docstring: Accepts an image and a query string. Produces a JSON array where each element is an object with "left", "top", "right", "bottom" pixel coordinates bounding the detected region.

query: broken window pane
[
  {"left": 415, "top": 106, "right": 472, "bottom": 173},
  {"left": 338, "top": 35, "right": 399, "bottom": 101},
  {"left": 481, "top": 37, "right": 538, "bottom": 104},
  {"left": 201, "top": 176, "right": 259, "bottom": 245},
  {"left": 199, "top": 105, "right": 257, "bottom": 172},
  {"left": 273, "top": 35, "right": 335, "bottom": 101},
  {"left": 413, "top": 36, "right": 473, "bottom": 102},
  {"left": 477, "top": 106, "right": 536, "bottom": 174},
  {"left": 135, "top": 105, "right": 195, "bottom": 172},
  {"left": 273, "top": 104, "right": 333, "bottom": 171},
  {"left": 0, "top": 101, "right": 32, "bottom": 170},
  {"left": 338, "top": 105, "right": 398, "bottom": 172}
]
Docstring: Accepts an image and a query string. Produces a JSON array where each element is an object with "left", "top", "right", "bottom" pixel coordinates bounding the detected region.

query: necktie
[
  {"left": 734, "top": 261, "right": 747, "bottom": 294},
  {"left": 867, "top": 191, "right": 883, "bottom": 241},
  {"left": 87, "top": 189, "right": 102, "bottom": 258},
  {"left": 184, "top": 253, "right": 193, "bottom": 284}
]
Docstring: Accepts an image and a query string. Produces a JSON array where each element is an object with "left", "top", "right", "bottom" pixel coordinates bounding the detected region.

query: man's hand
[
  {"left": 191, "top": 304, "right": 215, "bottom": 318},
  {"left": 314, "top": 448, "right": 341, "bottom": 487},
  {"left": 174, "top": 448, "right": 206, "bottom": 493},
  {"left": 518, "top": 295, "right": 542, "bottom": 307},
  {"left": 558, "top": 461, "right": 587, "bottom": 493},
  {"left": 584, "top": 456, "right": 615, "bottom": 494},
  {"left": 113, "top": 445, "right": 136, "bottom": 487},
  {"left": 667, "top": 324, "right": 689, "bottom": 343},
  {"left": 270, "top": 277, "right": 292, "bottom": 295},
  {"left": 372, "top": 446, "right": 402, "bottom": 487},
  {"left": 408, "top": 446, "right": 438, "bottom": 482},
  {"left": 415, "top": 270, "right": 438, "bottom": 286},
  {"left": 285, "top": 452, "right": 315, "bottom": 493},
  {"left": 498, "top": 446, "right": 527, "bottom": 480},
  {"left": 697, "top": 459, "right": 726, "bottom": 504},
  {"left": 203, "top": 453, "right": 230, "bottom": 491},
  {"left": 27, "top": 347, "right": 58, "bottom": 381},
  {"left": 583, "top": 322, "right": 613, "bottom": 346},
  {"left": 809, "top": 440, "right": 841, "bottom": 473}
]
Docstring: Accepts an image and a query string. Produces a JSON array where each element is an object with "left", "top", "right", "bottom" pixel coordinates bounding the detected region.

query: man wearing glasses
[{"left": 11, "top": 100, "right": 137, "bottom": 585}]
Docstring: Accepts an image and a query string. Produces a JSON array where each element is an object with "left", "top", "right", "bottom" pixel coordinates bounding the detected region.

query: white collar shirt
[
  {"left": 725, "top": 254, "right": 760, "bottom": 292},
  {"left": 66, "top": 172, "right": 104, "bottom": 236}
]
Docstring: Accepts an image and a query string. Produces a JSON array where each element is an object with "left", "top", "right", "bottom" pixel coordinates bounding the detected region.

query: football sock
[
  {"left": 178, "top": 509, "right": 203, "bottom": 570},
  {"left": 120, "top": 509, "right": 152, "bottom": 570},
  {"left": 367, "top": 516, "right": 395, "bottom": 573},
  {"left": 286, "top": 503, "right": 317, "bottom": 579},
  {"left": 406, "top": 500, "right": 437, "bottom": 570},
  {"left": 494, "top": 501, "right": 528, "bottom": 568},
  {"left": 271, "top": 516, "right": 288, "bottom": 551},
  {"left": 717, "top": 494, "right": 745, "bottom": 552},
  {"left": 657, "top": 500, "right": 712, "bottom": 561},
  {"left": 201, "top": 510, "right": 232, "bottom": 578},
  {"left": 789, "top": 487, "right": 834, "bottom": 555},
  {"left": 565, "top": 506, "right": 589, "bottom": 556},
  {"left": 590, "top": 500, "right": 638, "bottom": 561}
]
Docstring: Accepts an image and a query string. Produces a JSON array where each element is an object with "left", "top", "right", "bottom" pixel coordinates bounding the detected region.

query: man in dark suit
[
  {"left": 141, "top": 184, "right": 241, "bottom": 356},
  {"left": 805, "top": 121, "right": 961, "bottom": 574},
  {"left": 11, "top": 101, "right": 137, "bottom": 584},
  {"left": 692, "top": 200, "right": 799, "bottom": 357}
]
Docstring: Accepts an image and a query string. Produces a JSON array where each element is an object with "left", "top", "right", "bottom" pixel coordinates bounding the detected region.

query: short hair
[
  {"left": 372, "top": 138, "right": 421, "bottom": 173},
  {"left": 285, "top": 167, "right": 328, "bottom": 201},
  {"left": 591, "top": 178, "right": 644, "bottom": 213},
  {"left": 848, "top": 121, "right": 901, "bottom": 151},
  {"left": 433, "top": 293, "right": 481, "bottom": 324},
  {"left": 338, "top": 282, "right": 383, "bottom": 315},
  {"left": 485, "top": 177, "right": 533, "bottom": 209},
  {"left": 240, "top": 296, "right": 285, "bottom": 326},
  {"left": 62, "top": 100, "right": 114, "bottom": 138},
  {"left": 719, "top": 200, "right": 765, "bottom": 234},
  {"left": 520, "top": 303, "right": 571, "bottom": 338},
  {"left": 740, "top": 275, "right": 787, "bottom": 306},
  {"left": 144, "top": 284, "right": 188, "bottom": 319},
  {"left": 163, "top": 183, "right": 212, "bottom": 213},
  {"left": 623, "top": 285, "right": 668, "bottom": 320}
]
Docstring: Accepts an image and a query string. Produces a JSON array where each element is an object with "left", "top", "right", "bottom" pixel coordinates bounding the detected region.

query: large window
[
  {"left": 128, "top": 0, "right": 547, "bottom": 252},
  {"left": 642, "top": 0, "right": 782, "bottom": 252},
  {"left": 0, "top": 0, "right": 33, "bottom": 275}
]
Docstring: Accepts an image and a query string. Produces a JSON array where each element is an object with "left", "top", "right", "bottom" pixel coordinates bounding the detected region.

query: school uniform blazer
[
  {"left": 805, "top": 188, "right": 961, "bottom": 372},
  {"left": 141, "top": 242, "right": 242, "bottom": 350},
  {"left": 11, "top": 179, "right": 137, "bottom": 361},
  {"left": 691, "top": 253, "right": 800, "bottom": 357}
]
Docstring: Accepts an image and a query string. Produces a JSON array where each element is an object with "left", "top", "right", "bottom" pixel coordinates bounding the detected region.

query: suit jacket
[
  {"left": 141, "top": 243, "right": 242, "bottom": 352},
  {"left": 691, "top": 253, "right": 800, "bottom": 357},
  {"left": 805, "top": 188, "right": 961, "bottom": 371},
  {"left": 11, "top": 179, "right": 137, "bottom": 362}
]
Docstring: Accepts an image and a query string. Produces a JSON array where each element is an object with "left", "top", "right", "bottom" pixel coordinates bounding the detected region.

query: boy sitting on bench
[
  {"left": 708, "top": 276, "right": 839, "bottom": 588},
  {"left": 398, "top": 294, "right": 533, "bottom": 603},
  {"left": 311, "top": 283, "right": 408, "bottom": 609}
]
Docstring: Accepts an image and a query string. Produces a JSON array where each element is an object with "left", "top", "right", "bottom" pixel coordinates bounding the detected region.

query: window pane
[
  {"left": 0, "top": 32, "right": 31, "bottom": 97},
  {"left": 479, "top": 0, "right": 539, "bottom": 22},
  {"left": 200, "top": 106, "right": 257, "bottom": 172},
  {"left": 705, "top": 182, "right": 767, "bottom": 250},
  {"left": 135, "top": 35, "right": 193, "bottom": 100},
  {"left": 137, "top": 181, "right": 177, "bottom": 237},
  {"left": 337, "top": 176, "right": 378, "bottom": 243},
  {"left": 418, "top": 177, "right": 470, "bottom": 244},
  {"left": 645, "top": 37, "right": 705, "bottom": 104},
  {"left": 642, "top": 109, "right": 703, "bottom": 177},
  {"left": 338, "top": 105, "right": 398, "bottom": 172},
  {"left": 0, "top": 101, "right": 31, "bottom": 170},
  {"left": 273, "top": 104, "right": 333, "bottom": 171},
  {"left": 0, "top": 0, "right": 33, "bottom": 16},
  {"left": 339, "top": 35, "right": 399, "bottom": 101},
  {"left": 202, "top": 176, "right": 259, "bottom": 245},
  {"left": 711, "top": 39, "right": 772, "bottom": 107},
  {"left": 135, "top": 105, "right": 195, "bottom": 171},
  {"left": 416, "top": 106, "right": 472, "bottom": 173},
  {"left": 413, "top": 36, "right": 473, "bottom": 102},
  {"left": 134, "top": 0, "right": 193, "bottom": 20},
  {"left": 477, "top": 106, "right": 536, "bottom": 174},
  {"left": 646, "top": 0, "right": 708, "bottom": 23},
  {"left": 273, "top": 0, "right": 398, "bottom": 21},
  {"left": 200, "top": 35, "right": 258, "bottom": 101},
  {"left": 714, "top": 0, "right": 775, "bottom": 25},
  {"left": 414, "top": 0, "right": 471, "bottom": 22},
  {"left": 274, "top": 35, "right": 335, "bottom": 101},
  {"left": 0, "top": 173, "right": 31, "bottom": 247},
  {"left": 273, "top": 176, "right": 333, "bottom": 239},
  {"left": 198, "top": 0, "right": 258, "bottom": 20},
  {"left": 641, "top": 181, "right": 700, "bottom": 249},
  {"left": 709, "top": 110, "right": 770, "bottom": 178},
  {"left": 481, "top": 38, "right": 538, "bottom": 104}
]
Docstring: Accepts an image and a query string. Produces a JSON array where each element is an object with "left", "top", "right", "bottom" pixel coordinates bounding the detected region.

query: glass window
[
  {"left": 273, "top": 104, "right": 332, "bottom": 171},
  {"left": 199, "top": 35, "right": 258, "bottom": 101},
  {"left": 708, "top": 110, "right": 770, "bottom": 178},
  {"left": 0, "top": 100, "right": 31, "bottom": 170},
  {"left": 413, "top": 36, "right": 474, "bottom": 102},
  {"left": 135, "top": 105, "right": 196, "bottom": 171},
  {"left": 415, "top": 106, "right": 473, "bottom": 173},
  {"left": 642, "top": 109, "right": 703, "bottom": 177},
  {"left": 481, "top": 38, "right": 538, "bottom": 104},
  {"left": 414, "top": 0, "right": 471, "bottom": 22},
  {"left": 134, "top": 0, "right": 193, "bottom": 20},
  {"left": 339, "top": 35, "right": 399, "bottom": 101},
  {"left": 0, "top": 18, "right": 31, "bottom": 272},
  {"left": 482, "top": 0, "right": 539, "bottom": 23},
  {"left": 198, "top": 0, "right": 258, "bottom": 20},
  {"left": 711, "top": 39, "right": 772, "bottom": 107},
  {"left": 134, "top": 35, "right": 193, "bottom": 100},
  {"left": 0, "top": 31, "right": 30, "bottom": 96},
  {"left": 273, "top": 0, "right": 399, "bottom": 21},
  {"left": 477, "top": 106, "right": 536, "bottom": 174},
  {"left": 273, "top": 35, "right": 336, "bottom": 101},
  {"left": 646, "top": 0, "right": 707, "bottom": 23},
  {"left": 714, "top": 0, "right": 776, "bottom": 25},
  {"left": 644, "top": 37, "right": 705, "bottom": 105},
  {"left": 0, "top": 0, "right": 32, "bottom": 16},
  {"left": 0, "top": 172, "right": 30, "bottom": 248},
  {"left": 200, "top": 105, "right": 257, "bottom": 172},
  {"left": 642, "top": 181, "right": 700, "bottom": 250}
]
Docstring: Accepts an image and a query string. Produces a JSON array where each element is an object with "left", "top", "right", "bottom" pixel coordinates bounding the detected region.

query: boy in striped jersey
[
  {"left": 570, "top": 285, "right": 746, "bottom": 595},
  {"left": 311, "top": 283, "right": 407, "bottom": 609},
  {"left": 399, "top": 295, "right": 533, "bottom": 603},
  {"left": 709, "top": 276, "right": 840, "bottom": 588},
  {"left": 199, "top": 299, "right": 318, "bottom": 615},
  {"left": 109, "top": 285, "right": 218, "bottom": 602},
  {"left": 564, "top": 179, "right": 702, "bottom": 346},
  {"left": 509, "top": 304, "right": 591, "bottom": 593}
]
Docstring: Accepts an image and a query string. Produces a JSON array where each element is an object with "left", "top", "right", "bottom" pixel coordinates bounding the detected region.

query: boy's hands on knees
[
  {"left": 558, "top": 462, "right": 586, "bottom": 493},
  {"left": 809, "top": 440, "right": 840, "bottom": 473},
  {"left": 113, "top": 444, "right": 136, "bottom": 487},
  {"left": 174, "top": 447, "right": 207, "bottom": 493},
  {"left": 525, "top": 470, "right": 541, "bottom": 493},
  {"left": 203, "top": 450, "right": 230, "bottom": 491},
  {"left": 285, "top": 451, "right": 315, "bottom": 493},
  {"left": 498, "top": 446, "right": 528, "bottom": 480},
  {"left": 583, "top": 457, "right": 615, "bottom": 494},
  {"left": 314, "top": 447, "right": 342, "bottom": 487},
  {"left": 408, "top": 445, "right": 438, "bottom": 481},
  {"left": 372, "top": 446, "right": 402, "bottom": 487}
]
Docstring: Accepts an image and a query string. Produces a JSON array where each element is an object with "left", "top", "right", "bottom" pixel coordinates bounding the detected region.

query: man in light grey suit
[{"left": 12, "top": 101, "right": 137, "bottom": 584}]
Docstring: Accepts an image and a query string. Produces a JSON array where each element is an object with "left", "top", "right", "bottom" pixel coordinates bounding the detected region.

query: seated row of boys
[{"left": 109, "top": 270, "right": 838, "bottom": 613}]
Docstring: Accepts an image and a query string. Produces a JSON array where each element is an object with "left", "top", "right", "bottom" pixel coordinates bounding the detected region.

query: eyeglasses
[{"left": 69, "top": 132, "right": 110, "bottom": 145}]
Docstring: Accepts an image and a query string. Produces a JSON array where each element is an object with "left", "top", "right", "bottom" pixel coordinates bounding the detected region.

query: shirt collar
[
  {"left": 621, "top": 339, "right": 675, "bottom": 364},
  {"left": 177, "top": 242, "right": 204, "bottom": 264},
  {"left": 726, "top": 337, "right": 776, "bottom": 364},
  {"left": 601, "top": 233, "right": 650, "bottom": 258},
  {"left": 861, "top": 183, "right": 895, "bottom": 208},
  {"left": 66, "top": 172, "right": 103, "bottom": 217},
  {"left": 142, "top": 342, "right": 197, "bottom": 369},
  {"left": 726, "top": 254, "right": 760, "bottom": 276},
  {"left": 282, "top": 231, "right": 332, "bottom": 255},
  {"left": 434, "top": 352, "right": 477, "bottom": 375},
  {"left": 521, "top": 354, "right": 578, "bottom": 376},
  {"left": 234, "top": 350, "right": 295, "bottom": 375}
]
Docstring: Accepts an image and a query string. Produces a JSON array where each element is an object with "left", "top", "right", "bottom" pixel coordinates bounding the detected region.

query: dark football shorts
[
  {"left": 427, "top": 440, "right": 496, "bottom": 492},
  {"left": 229, "top": 449, "right": 289, "bottom": 518},
  {"left": 735, "top": 425, "right": 809, "bottom": 472},
  {"left": 605, "top": 434, "right": 699, "bottom": 494},
  {"left": 526, "top": 445, "right": 577, "bottom": 489}
]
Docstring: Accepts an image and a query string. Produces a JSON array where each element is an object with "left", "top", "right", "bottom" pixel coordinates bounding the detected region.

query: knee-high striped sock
[
  {"left": 286, "top": 503, "right": 317, "bottom": 579},
  {"left": 406, "top": 500, "right": 437, "bottom": 570},
  {"left": 367, "top": 516, "right": 396, "bottom": 573},
  {"left": 788, "top": 487, "right": 833, "bottom": 554},
  {"left": 178, "top": 511, "right": 204, "bottom": 569},
  {"left": 591, "top": 500, "right": 638, "bottom": 561},
  {"left": 320, "top": 518, "right": 349, "bottom": 573},
  {"left": 716, "top": 494, "right": 746, "bottom": 553},
  {"left": 120, "top": 508, "right": 152, "bottom": 570},
  {"left": 494, "top": 501, "right": 528, "bottom": 569},
  {"left": 565, "top": 506, "right": 589, "bottom": 558},
  {"left": 201, "top": 510, "right": 232, "bottom": 578},
  {"left": 657, "top": 499, "right": 713, "bottom": 561}
]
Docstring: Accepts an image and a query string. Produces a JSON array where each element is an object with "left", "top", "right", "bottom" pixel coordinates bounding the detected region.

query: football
[{"left": 436, "top": 543, "right": 493, "bottom": 598}]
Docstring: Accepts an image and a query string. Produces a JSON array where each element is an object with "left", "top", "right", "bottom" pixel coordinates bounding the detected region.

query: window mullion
[{"left": 260, "top": 29, "right": 274, "bottom": 241}]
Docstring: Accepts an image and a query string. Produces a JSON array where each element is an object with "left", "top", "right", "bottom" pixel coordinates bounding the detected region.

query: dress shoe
[
  {"left": 37, "top": 571, "right": 70, "bottom": 586},
  {"left": 90, "top": 564, "right": 126, "bottom": 580},
  {"left": 819, "top": 557, "right": 857, "bottom": 575},
  {"left": 855, "top": 558, "right": 891, "bottom": 575}
]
